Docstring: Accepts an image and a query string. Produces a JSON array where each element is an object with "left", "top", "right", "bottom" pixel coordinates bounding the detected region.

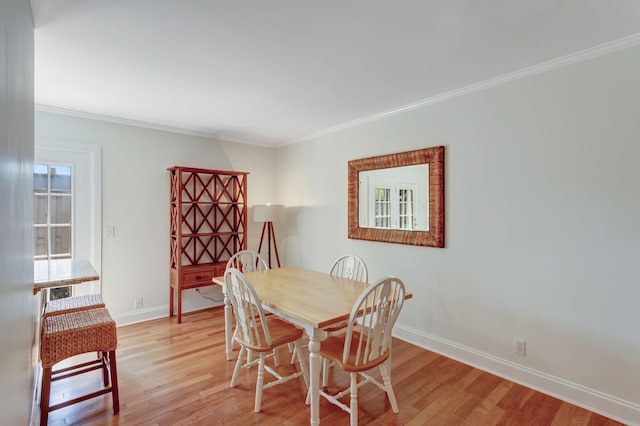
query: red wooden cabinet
[{"left": 168, "top": 166, "right": 248, "bottom": 323}]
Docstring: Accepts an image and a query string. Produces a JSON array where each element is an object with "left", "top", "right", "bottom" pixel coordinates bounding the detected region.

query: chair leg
[
  {"left": 40, "top": 366, "right": 52, "bottom": 426},
  {"left": 108, "top": 350, "right": 120, "bottom": 414},
  {"left": 322, "top": 358, "right": 330, "bottom": 387},
  {"left": 294, "top": 340, "right": 309, "bottom": 388},
  {"left": 101, "top": 351, "right": 109, "bottom": 387},
  {"left": 379, "top": 359, "right": 398, "bottom": 413},
  {"left": 231, "top": 346, "right": 246, "bottom": 388},
  {"left": 288, "top": 342, "right": 296, "bottom": 364},
  {"left": 255, "top": 354, "right": 266, "bottom": 412},
  {"left": 224, "top": 298, "right": 234, "bottom": 360},
  {"left": 350, "top": 372, "right": 358, "bottom": 426},
  {"left": 273, "top": 347, "right": 280, "bottom": 366}
]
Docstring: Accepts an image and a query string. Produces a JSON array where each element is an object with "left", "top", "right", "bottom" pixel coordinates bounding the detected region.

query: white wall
[
  {"left": 276, "top": 45, "right": 640, "bottom": 423},
  {"left": 35, "top": 112, "right": 278, "bottom": 324},
  {"left": 0, "top": 0, "right": 36, "bottom": 424}
]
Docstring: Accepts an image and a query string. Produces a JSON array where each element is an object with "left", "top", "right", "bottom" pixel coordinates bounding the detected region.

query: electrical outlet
[
  {"left": 134, "top": 297, "right": 143, "bottom": 309},
  {"left": 513, "top": 338, "right": 526, "bottom": 356}
]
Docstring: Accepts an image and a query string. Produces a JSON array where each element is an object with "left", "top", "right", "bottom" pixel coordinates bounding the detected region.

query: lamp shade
[{"left": 253, "top": 204, "right": 284, "bottom": 222}]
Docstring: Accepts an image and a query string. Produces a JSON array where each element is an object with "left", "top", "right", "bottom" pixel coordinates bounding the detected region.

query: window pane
[
  {"left": 34, "top": 227, "right": 48, "bottom": 256},
  {"left": 34, "top": 195, "right": 47, "bottom": 225},
  {"left": 50, "top": 166, "right": 71, "bottom": 194},
  {"left": 398, "top": 188, "right": 414, "bottom": 230},
  {"left": 34, "top": 164, "right": 47, "bottom": 193},
  {"left": 51, "top": 226, "right": 71, "bottom": 255},
  {"left": 374, "top": 187, "right": 391, "bottom": 228},
  {"left": 50, "top": 195, "right": 72, "bottom": 224}
]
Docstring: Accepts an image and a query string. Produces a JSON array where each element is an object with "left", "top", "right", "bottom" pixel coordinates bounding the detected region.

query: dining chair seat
[
  {"left": 319, "top": 331, "right": 389, "bottom": 373},
  {"left": 241, "top": 315, "right": 304, "bottom": 352}
]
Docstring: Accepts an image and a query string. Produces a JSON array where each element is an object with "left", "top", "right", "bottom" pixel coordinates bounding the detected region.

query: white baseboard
[
  {"left": 113, "top": 306, "right": 168, "bottom": 326},
  {"left": 393, "top": 324, "right": 640, "bottom": 426},
  {"left": 112, "top": 302, "right": 224, "bottom": 327}
]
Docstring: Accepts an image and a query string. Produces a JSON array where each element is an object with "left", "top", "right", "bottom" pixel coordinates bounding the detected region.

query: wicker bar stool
[
  {"left": 39, "top": 307, "right": 119, "bottom": 426},
  {"left": 43, "top": 294, "right": 105, "bottom": 317}
]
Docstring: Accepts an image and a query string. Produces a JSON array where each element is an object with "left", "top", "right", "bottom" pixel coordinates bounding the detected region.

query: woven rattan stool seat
[
  {"left": 43, "top": 294, "right": 105, "bottom": 317},
  {"left": 40, "top": 307, "right": 117, "bottom": 368}
]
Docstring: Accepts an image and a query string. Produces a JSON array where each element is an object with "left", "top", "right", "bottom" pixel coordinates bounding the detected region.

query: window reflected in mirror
[{"left": 359, "top": 165, "right": 428, "bottom": 231}]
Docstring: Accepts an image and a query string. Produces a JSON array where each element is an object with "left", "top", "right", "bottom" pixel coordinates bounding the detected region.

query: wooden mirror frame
[{"left": 348, "top": 146, "right": 445, "bottom": 247}]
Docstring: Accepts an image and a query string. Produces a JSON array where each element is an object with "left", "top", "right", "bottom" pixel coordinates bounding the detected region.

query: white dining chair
[
  {"left": 224, "top": 268, "right": 309, "bottom": 412},
  {"left": 226, "top": 249, "right": 269, "bottom": 273},
  {"left": 317, "top": 276, "right": 406, "bottom": 426},
  {"left": 329, "top": 254, "right": 368, "bottom": 283},
  {"left": 322, "top": 254, "right": 369, "bottom": 384},
  {"left": 225, "top": 250, "right": 271, "bottom": 362}
]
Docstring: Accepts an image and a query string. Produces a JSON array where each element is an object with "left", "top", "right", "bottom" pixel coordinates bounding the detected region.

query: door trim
[{"left": 35, "top": 140, "right": 102, "bottom": 282}]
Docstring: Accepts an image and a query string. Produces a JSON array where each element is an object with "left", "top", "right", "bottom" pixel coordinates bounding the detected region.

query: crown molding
[
  {"left": 289, "top": 32, "right": 640, "bottom": 146},
  {"left": 34, "top": 104, "right": 278, "bottom": 148}
]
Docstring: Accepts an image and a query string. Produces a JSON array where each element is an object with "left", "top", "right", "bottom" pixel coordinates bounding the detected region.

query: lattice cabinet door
[{"left": 168, "top": 166, "right": 248, "bottom": 323}]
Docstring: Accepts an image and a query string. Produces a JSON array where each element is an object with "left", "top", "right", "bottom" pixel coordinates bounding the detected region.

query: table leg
[
  {"left": 224, "top": 292, "right": 233, "bottom": 361},
  {"left": 308, "top": 332, "right": 321, "bottom": 426}
]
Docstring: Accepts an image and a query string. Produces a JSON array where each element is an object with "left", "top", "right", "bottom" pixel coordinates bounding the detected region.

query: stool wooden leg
[
  {"left": 101, "top": 351, "right": 110, "bottom": 387},
  {"left": 108, "top": 350, "right": 120, "bottom": 414},
  {"left": 40, "top": 366, "right": 52, "bottom": 426}
]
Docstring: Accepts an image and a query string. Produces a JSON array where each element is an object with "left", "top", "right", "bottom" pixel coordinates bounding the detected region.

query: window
[
  {"left": 34, "top": 163, "right": 73, "bottom": 300},
  {"left": 372, "top": 184, "right": 416, "bottom": 230}
]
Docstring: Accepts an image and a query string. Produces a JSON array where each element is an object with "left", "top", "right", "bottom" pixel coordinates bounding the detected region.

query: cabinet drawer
[
  {"left": 182, "top": 269, "right": 213, "bottom": 287},
  {"left": 212, "top": 264, "right": 227, "bottom": 277}
]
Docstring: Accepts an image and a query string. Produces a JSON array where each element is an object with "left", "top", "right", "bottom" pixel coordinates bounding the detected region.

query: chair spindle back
[
  {"left": 224, "top": 268, "right": 272, "bottom": 348},
  {"left": 329, "top": 254, "right": 368, "bottom": 283},
  {"left": 343, "top": 276, "right": 405, "bottom": 367},
  {"left": 226, "top": 250, "right": 269, "bottom": 273}
]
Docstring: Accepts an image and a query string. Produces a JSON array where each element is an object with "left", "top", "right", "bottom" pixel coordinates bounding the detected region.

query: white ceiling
[{"left": 32, "top": 1, "right": 640, "bottom": 147}]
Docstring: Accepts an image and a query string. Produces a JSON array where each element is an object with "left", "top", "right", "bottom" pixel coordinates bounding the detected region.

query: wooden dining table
[{"left": 214, "top": 266, "right": 374, "bottom": 425}]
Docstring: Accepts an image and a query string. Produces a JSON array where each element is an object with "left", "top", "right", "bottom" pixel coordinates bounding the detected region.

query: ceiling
[{"left": 32, "top": 1, "right": 640, "bottom": 147}]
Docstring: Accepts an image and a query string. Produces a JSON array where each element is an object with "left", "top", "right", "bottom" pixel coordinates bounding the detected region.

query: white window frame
[{"left": 34, "top": 162, "right": 75, "bottom": 261}]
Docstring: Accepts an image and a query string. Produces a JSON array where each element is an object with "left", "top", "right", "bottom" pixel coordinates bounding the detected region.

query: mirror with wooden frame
[{"left": 348, "top": 146, "right": 445, "bottom": 247}]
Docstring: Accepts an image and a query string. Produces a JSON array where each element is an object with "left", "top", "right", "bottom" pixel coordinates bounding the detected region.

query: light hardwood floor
[{"left": 44, "top": 307, "right": 623, "bottom": 425}]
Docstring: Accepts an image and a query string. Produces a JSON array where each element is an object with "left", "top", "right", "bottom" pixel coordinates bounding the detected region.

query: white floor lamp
[{"left": 253, "top": 204, "right": 284, "bottom": 268}]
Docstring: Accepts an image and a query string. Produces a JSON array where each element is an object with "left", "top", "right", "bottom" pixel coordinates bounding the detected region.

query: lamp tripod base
[{"left": 257, "top": 221, "right": 281, "bottom": 268}]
